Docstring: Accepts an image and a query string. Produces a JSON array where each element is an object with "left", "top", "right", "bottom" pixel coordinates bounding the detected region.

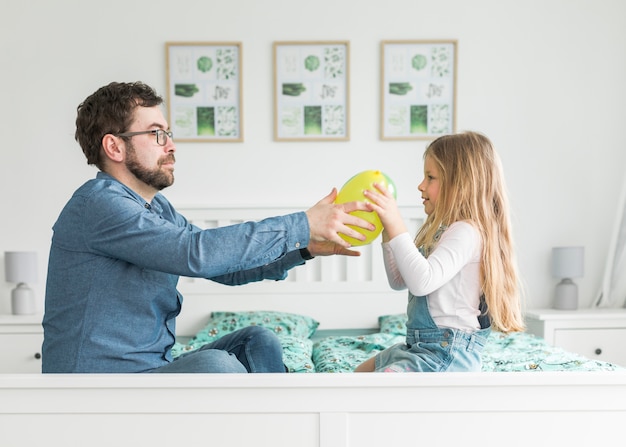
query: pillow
[
  {"left": 378, "top": 313, "right": 408, "bottom": 336},
  {"left": 189, "top": 310, "right": 319, "bottom": 344},
  {"left": 312, "top": 333, "right": 404, "bottom": 373}
]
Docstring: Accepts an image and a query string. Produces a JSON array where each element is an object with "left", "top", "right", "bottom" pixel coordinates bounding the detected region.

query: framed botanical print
[
  {"left": 274, "top": 41, "right": 350, "bottom": 141},
  {"left": 381, "top": 40, "right": 457, "bottom": 140},
  {"left": 166, "top": 42, "right": 243, "bottom": 142}
]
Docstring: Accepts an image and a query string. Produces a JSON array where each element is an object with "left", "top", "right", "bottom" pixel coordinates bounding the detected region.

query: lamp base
[
  {"left": 11, "top": 283, "right": 36, "bottom": 315},
  {"left": 553, "top": 279, "right": 578, "bottom": 310}
]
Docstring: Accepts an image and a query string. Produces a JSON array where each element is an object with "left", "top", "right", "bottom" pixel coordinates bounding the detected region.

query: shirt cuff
[
  {"left": 299, "top": 247, "right": 314, "bottom": 260},
  {"left": 284, "top": 211, "right": 311, "bottom": 252}
]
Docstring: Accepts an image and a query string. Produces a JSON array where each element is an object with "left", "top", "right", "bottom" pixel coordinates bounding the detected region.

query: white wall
[{"left": 1, "top": 0, "right": 625, "bottom": 314}]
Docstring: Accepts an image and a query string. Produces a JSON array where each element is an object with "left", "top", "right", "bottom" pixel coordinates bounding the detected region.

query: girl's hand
[{"left": 363, "top": 183, "right": 408, "bottom": 241}]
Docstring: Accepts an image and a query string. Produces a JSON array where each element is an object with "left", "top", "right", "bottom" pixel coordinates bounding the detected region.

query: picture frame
[
  {"left": 165, "top": 42, "right": 243, "bottom": 142},
  {"left": 380, "top": 40, "right": 457, "bottom": 140},
  {"left": 273, "top": 41, "right": 350, "bottom": 141}
]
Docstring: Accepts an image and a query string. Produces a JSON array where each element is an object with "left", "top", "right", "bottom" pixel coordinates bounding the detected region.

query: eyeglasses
[{"left": 116, "top": 129, "right": 173, "bottom": 146}]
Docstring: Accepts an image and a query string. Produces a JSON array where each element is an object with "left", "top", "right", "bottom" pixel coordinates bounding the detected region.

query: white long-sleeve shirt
[{"left": 383, "top": 221, "right": 482, "bottom": 331}]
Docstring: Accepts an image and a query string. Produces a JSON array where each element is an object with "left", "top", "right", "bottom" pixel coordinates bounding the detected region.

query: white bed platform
[
  {"left": 2, "top": 206, "right": 626, "bottom": 447},
  {"left": 3, "top": 372, "right": 626, "bottom": 446}
]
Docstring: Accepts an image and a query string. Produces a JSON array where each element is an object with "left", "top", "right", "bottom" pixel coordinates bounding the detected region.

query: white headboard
[{"left": 175, "top": 205, "right": 425, "bottom": 335}]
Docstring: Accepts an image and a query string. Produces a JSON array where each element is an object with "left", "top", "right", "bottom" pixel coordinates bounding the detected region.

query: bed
[{"left": 2, "top": 205, "right": 626, "bottom": 447}]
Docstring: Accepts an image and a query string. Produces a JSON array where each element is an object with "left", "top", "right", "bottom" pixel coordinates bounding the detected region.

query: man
[{"left": 42, "top": 81, "right": 374, "bottom": 373}]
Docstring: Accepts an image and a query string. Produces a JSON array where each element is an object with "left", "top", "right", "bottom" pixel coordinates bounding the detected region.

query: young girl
[{"left": 355, "top": 131, "right": 524, "bottom": 373}]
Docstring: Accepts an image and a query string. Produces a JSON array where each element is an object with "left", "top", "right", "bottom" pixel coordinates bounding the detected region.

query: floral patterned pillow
[
  {"left": 190, "top": 310, "right": 319, "bottom": 343},
  {"left": 378, "top": 313, "right": 407, "bottom": 336}
]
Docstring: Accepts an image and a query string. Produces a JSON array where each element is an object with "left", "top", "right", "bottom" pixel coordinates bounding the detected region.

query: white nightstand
[
  {"left": 0, "top": 314, "right": 43, "bottom": 373},
  {"left": 525, "top": 308, "right": 626, "bottom": 367}
]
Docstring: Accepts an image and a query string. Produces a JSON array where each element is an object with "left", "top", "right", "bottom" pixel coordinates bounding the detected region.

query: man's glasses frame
[{"left": 116, "top": 129, "right": 173, "bottom": 146}]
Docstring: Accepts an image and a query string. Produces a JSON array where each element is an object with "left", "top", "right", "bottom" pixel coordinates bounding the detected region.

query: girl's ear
[{"left": 101, "top": 134, "right": 125, "bottom": 163}]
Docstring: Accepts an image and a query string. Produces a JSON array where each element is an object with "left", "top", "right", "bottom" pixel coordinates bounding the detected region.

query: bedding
[{"left": 173, "top": 310, "right": 624, "bottom": 373}]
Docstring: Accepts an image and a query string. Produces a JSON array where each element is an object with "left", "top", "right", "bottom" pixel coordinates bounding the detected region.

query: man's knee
[
  {"left": 172, "top": 349, "right": 247, "bottom": 373},
  {"left": 242, "top": 326, "right": 282, "bottom": 352}
]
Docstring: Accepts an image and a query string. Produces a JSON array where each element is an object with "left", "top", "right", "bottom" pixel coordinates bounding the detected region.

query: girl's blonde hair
[{"left": 414, "top": 131, "right": 524, "bottom": 333}]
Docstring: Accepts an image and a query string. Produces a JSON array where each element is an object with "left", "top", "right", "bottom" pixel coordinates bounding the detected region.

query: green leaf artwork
[
  {"left": 410, "top": 105, "right": 428, "bottom": 134},
  {"left": 411, "top": 54, "right": 427, "bottom": 71},
  {"left": 304, "top": 106, "right": 322, "bottom": 135},
  {"left": 174, "top": 84, "right": 199, "bottom": 97},
  {"left": 197, "top": 107, "right": 215, "bottom": 136},
  {"left": 304, "top": 55, "right": 320, "bottom": 72},
  {"left": 197, "top": 56, "right": 213, "bottom": 73},
  {"left": 389, "top": 82, "right": 413, "bottom": 95},
  {"left": 282, "top": 83, "right": 306, "bottom": 96}
]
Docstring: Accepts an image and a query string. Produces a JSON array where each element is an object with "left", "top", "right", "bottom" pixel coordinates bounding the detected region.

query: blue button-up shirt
[{"left": 42, "top": 172, "right": 310, "bottom": 373}]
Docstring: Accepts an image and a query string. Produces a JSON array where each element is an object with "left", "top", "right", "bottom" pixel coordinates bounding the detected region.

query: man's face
[{"left": 124, "top": 106, "right": 176, "bottom": 191}]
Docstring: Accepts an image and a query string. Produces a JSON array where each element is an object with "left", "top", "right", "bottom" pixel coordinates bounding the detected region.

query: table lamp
[
  {"left": 551, "top": 246, "right": 584, "bottom": 310},
  {"left": 4, "top": 251, "right": 38, "bottom": 315}
]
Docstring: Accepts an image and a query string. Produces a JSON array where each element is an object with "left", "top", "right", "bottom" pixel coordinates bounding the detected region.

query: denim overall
[
  {"left": 375, "top": 293, "right": 491, "bottom": 372},
  {"left": 375, "top": 225, "right": 491, "bottom": 372}
]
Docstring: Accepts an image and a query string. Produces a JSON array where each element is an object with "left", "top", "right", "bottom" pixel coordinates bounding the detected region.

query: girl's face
[{"left": 418, "top": 155, "right": 441, "bottom": 215}]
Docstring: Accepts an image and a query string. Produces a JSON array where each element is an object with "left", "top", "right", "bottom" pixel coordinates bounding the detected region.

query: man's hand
[
  {"left": 306, "top": 240, "right": 361, "bottom": 257},
  {"left": 305, "top": 188, "right": 375, "bottom": 248}
]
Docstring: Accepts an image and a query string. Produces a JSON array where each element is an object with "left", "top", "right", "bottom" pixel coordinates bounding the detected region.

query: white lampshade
[
  {"left": 5, "top": 251, "right": 38, "bottom": 284},
  {"left": 4, "top": 251, "right": 38, "bottom": 315},
  {"left": 551, "top": 246, "right": 584, "bottom": 279}
]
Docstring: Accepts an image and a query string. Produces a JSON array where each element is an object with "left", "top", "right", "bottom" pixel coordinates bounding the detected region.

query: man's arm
[{"left": 208, "top": 249, "right": 308, "bottom": 285}]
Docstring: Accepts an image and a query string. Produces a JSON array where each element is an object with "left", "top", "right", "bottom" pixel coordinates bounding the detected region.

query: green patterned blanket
[{"left": 172, "top": 311, "right": 624, "bottom": 373}]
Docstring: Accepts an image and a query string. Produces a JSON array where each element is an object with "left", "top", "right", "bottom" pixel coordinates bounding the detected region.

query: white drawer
[
  {"left": 554, "top": 328, "right": 626, "bottom": 367},
  {"left": 0, "top": 333, "right": 43, "bottom": 373}
]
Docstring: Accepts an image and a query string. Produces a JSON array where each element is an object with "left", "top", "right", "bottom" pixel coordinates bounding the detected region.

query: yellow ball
[{"left": 334, "top": 170, "right": 397, "bottom": 246}]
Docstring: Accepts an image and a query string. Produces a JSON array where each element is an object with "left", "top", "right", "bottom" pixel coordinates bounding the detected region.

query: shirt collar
[{"left": 95, "top": 171, "right": 163, "bottom": 213}]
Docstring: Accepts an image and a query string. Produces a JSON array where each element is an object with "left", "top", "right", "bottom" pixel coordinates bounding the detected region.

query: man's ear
[{"left": 101, "top": 134, "right": 125, "bottom": 163}]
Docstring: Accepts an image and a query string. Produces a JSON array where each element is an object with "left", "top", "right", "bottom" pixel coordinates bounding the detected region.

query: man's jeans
[{"left": 149, "top": 326, "right": 285, "bottom": 373}]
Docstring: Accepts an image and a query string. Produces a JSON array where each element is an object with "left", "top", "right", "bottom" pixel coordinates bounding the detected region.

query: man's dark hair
[{"left": 75, "top": 81, "right": 163, "bottom": 169}]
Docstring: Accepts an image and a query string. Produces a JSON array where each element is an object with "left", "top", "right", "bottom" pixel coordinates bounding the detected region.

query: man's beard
[{"left": 125, "top": 142, "right": 175, "bottom": 191}]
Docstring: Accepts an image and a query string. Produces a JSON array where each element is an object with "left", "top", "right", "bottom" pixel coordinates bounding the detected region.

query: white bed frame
[{"left": 2, "top": 206, "right": 626, "bottom": 447}]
